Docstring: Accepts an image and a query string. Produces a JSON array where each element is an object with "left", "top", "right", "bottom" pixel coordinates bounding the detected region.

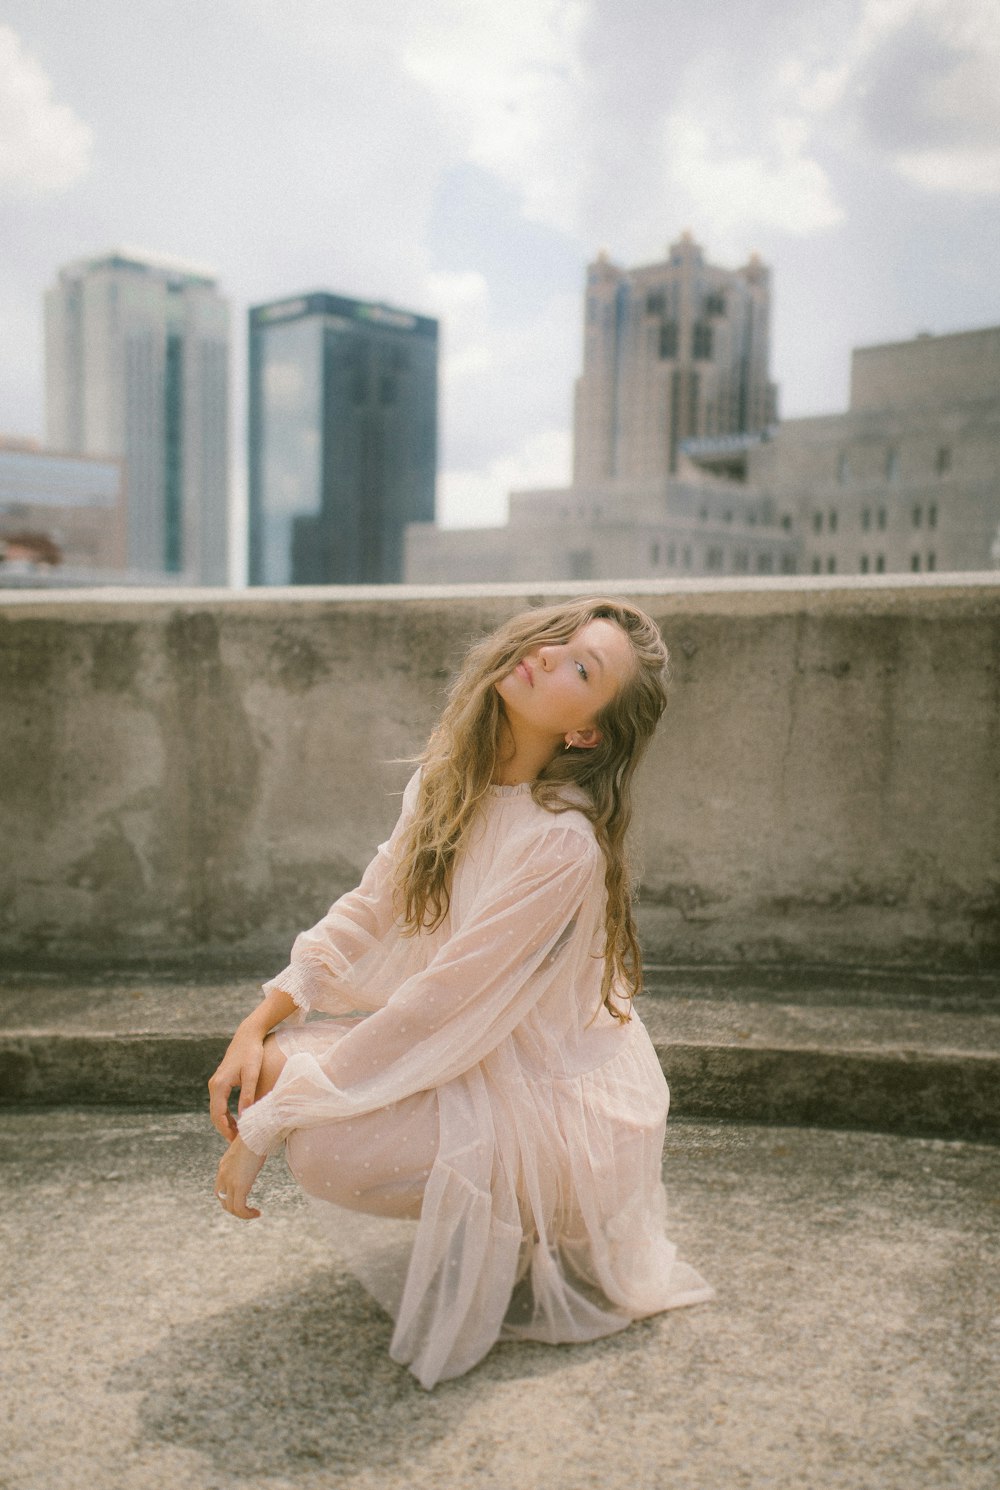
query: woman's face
[{"left": 495, "top": 617, "right": 634, "bottom": 747}]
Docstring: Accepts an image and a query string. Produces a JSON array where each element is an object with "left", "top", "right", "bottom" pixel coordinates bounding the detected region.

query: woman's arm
[
  {"left": 262, "top": 772, "right": 420, "bottom": 1016},
  {"left": 237, "top": 821, "right": 602, "bottom": 1156},
  {"left": 208, "top": 985, "right": 299, "bottom": 1141},
  {"left": 209, "top": 773, "right": 420, "bottom": 1139}
]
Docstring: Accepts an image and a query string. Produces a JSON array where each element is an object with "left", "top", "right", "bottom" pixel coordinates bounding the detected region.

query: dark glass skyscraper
[{"left": 248, "top": 292, "right": 437, "bottom": 584}]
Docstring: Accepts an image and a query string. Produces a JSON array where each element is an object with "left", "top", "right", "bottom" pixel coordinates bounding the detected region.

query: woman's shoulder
[{"left": 510, "top": 793, "right": 601, "bottom": 862}]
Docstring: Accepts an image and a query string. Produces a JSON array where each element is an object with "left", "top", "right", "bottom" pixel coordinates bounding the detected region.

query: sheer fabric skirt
[{"left": 276, "top": 1016, "right": 712, "bottom": 1388}]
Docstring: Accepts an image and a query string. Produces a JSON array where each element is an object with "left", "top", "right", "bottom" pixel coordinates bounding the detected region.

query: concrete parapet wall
[{"left": 1, "top": 575, "right": 998, "bottom": 973}]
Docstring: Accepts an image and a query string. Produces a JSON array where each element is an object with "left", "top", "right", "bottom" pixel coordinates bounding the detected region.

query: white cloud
[
  {"left": 662, "top": 111, "right": 843, "bottom": 243},
  {"left": 423, "top": 269, "right": 494, "bottom": 383},
  {"left": 402, "top": 0, "right": 590, "bottom": 235},
  {"left": 0, "top": 25, "right": 92, "bottom": 193},
  {"left": 896, "top": 146, "right": 1000, "bottom": 195},
  {"left": 836, "top": 0, "right": 1000, "bottom": 196},
  {"left": 438, "top": 427, "right": 572, "bottom": 529}
]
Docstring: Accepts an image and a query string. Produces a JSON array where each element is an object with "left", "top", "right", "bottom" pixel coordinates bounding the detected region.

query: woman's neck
[{"left": 492, "top": 717, "right": 561, "bottom": 786}]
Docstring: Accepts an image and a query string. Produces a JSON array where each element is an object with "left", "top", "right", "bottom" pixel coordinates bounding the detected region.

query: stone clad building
[
  {"left": 745, "top": 327, "right": 1000, "bottom": 576},
  {"left": 574, "top": 231, "right": 776, "bottom": 483},
  {"left": 405, "top": 229, "right": 1000, "bottom": 585},
  {"left": 407, "top": 234, "right": 792, "bottom": 584}
]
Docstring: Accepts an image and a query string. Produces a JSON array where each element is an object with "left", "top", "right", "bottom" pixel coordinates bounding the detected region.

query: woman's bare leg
[
  {"left": 286, "top": 1089, "right": 439, "bottom": 1220},
  {"left": 254, "top": 1032, "right": 287, "bottom": 1102}
]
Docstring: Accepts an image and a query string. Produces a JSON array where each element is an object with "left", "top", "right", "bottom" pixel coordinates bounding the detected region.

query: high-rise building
[
  {"left": 405, "top": 231, "right": 787, "bottom": 584},
  {"left": 574, "top": 231, "right": 776, "bottom": 482},
  {"left": 44, "top": 249, "right": 230, "bottom": 584},
  {"left": 248, "top": 292, "right": 437, "bottom": 585}
]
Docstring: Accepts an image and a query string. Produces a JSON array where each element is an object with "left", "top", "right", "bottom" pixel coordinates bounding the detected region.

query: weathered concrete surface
[
  {"left": 2, "top": 970, "right": 998, "bottom": 1141},
  {"left": 2, "top": 1109, "right": 997, "bottom": 1490},
  {"left": 1, "top": 575, "right": 999, "bottom": 973}
]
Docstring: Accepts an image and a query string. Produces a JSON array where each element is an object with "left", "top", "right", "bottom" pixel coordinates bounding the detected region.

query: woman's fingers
[
  {"left": 236, "top": 1052, "right": 262, "bottom": 1115},
  {"left": 208, "top": 1029, "right": 266, "bottom": 1138},
  {"left": 214, "top": 1137, "right": 265, "bottom": 1222},
  {"left": 207, "top": 1067, "right": 238, "bottom": 1140}
]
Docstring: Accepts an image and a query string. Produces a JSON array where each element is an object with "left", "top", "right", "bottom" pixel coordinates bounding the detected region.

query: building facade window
[
  {"left": 936, "top": 445, "right": 952, "bottom": 475},
  {"left": 861, "top": 507, "right": 871, "bottom": 532},
  {"left": 886, "top": 448, "right": 899, "bottom": 481},
  {"left": 837, "top": 453, "right": 849, "bottom": 484},
  {"left": 911, "top": 554, "right": 920, "bottom": 571},
  {"left": 693, "top": 322, "right": 713, "bottom": 360},
  {"left": 756, "top": 553, "right": 773, "bottom": 574},
  {"left": 649, "top": 542, "right": 660, "bottom": 565},
  {"left": 659, "top": 322, "right": 678, "bottom": 359},
  {"left": 828, "top": 509, "right": 838, "bottom": 533},
  {"left": 734, "top": 549, "right": 749, "bottom": 572},
  {"left": 811, "top": 557, "right": 821, "bottom": 574},
  {"left": 875, "top": 555, "right": 885, "bottom": 573},
  {"left": 860, "top": 555, "right": 869, "bottom": 574},
  {"left": 813, "top": 512, "right": 822, "bottom": 533},
  {"left": 826, "top": 556, "right": 837, "bottom": 574},
  {"left": 927, "top": 552, "right": 936, "bottom": 571},
  {"left": 706, "top": 545, "right": 724, "bottom": 571},
  {"left": 780, "top": 554, "right": 796, "bottom": 574},
  {"left": 682, "top": 544, "right": 692, "bottom": 569},
  {"left": 929, "top": 503, "right": 937, "bottom": 528},
  {"left": 912, "top": 504, "right": 922, "bottom": 527},
  {"left": 877, "top": 507, "right": 887, "bottom": 531}
]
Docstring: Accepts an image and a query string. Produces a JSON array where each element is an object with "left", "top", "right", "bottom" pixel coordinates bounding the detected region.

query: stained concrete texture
[{"left": 2, "top": 1109, "right": 998, "bottom": 1490}]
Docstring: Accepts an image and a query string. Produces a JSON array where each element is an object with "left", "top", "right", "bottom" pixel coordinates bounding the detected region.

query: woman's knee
[{"left": 255, "top": 1033, "right": 287, "bottom": 1102}]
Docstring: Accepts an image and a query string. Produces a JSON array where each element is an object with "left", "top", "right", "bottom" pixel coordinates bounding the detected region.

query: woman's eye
[{"left": 575, "top": 660, "right": 589, "bottom": 681}]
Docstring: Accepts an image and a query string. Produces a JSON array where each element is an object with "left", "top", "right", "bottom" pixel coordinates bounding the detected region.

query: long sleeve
[
  {"left": 238, "top": 821, "right": 601, "bottom": 1155},
  {"left": 261, "top": 771, "right": 421, "bottom": 1015}
]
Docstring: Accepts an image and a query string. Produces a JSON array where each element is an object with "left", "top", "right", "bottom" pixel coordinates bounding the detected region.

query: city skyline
[{"left": 2, "top": 0, "right": 999, "bottom": 583}]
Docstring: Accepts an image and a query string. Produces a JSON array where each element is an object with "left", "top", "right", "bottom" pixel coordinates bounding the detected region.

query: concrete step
[{"left": 2, "top": 965, "right": 998, "bottom": 1141}]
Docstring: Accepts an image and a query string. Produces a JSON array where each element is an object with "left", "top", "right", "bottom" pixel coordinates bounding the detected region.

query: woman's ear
[{"left": 565, "top": 727, "right": 602, "bottom": 750}]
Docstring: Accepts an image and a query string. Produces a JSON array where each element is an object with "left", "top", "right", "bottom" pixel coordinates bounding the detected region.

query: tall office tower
[
  {"left": 574, "top": 231, "right": 777, "bottom": 483},
  {"left": 248, "top": 292, "right": 437, "bottom": 585},
  {"left": 45, "top": 249, "right": 230, "bottom": 583}
]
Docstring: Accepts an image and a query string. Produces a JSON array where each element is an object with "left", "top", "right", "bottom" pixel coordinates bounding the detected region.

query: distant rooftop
[
  {"left": 249, "top": 290, "right": 438, "bottom": 338},
  {"left": 60, "top": 245, "right": 218, "bottom": 287}
]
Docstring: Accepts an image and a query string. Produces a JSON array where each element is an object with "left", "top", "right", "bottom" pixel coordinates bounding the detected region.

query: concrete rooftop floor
[{"left": 2, "top": 1108, "right": 997, "bottom": 1490}]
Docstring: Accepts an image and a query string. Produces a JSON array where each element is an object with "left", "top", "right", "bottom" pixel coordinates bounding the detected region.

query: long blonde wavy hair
[{"left": 395, "top": 597, "right": 669, "bottom": 1022}]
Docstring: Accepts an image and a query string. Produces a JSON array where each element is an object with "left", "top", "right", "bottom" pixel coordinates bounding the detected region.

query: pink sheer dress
[{"left": 238, "top": 772, "right": 712, "bottom": 1388}]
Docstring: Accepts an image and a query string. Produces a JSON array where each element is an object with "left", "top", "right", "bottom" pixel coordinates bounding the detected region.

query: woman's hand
[
  {"left": 208, "top": 1022, "right": 266, "bottom": 1141},
  {"left": 214, "top": 1135, "right": 266, "bottom": 1220}
]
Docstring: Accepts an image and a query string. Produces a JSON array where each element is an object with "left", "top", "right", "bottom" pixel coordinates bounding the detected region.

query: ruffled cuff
[
  {"left": 236, "top": 1091, "right": 287, "bottom": 1157},
  {"left": 261, "top": 962, "right": 317, "bottom": 1013}
]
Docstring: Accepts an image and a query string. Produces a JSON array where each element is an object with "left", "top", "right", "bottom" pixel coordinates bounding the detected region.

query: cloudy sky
[{"left": 2, "top": 0, "right": 998, "bottom": 575}]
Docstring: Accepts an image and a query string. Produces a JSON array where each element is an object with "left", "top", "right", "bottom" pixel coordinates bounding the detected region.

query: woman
[{"left": 209, "top": 597, "right": 712, "bottom": 1388}]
